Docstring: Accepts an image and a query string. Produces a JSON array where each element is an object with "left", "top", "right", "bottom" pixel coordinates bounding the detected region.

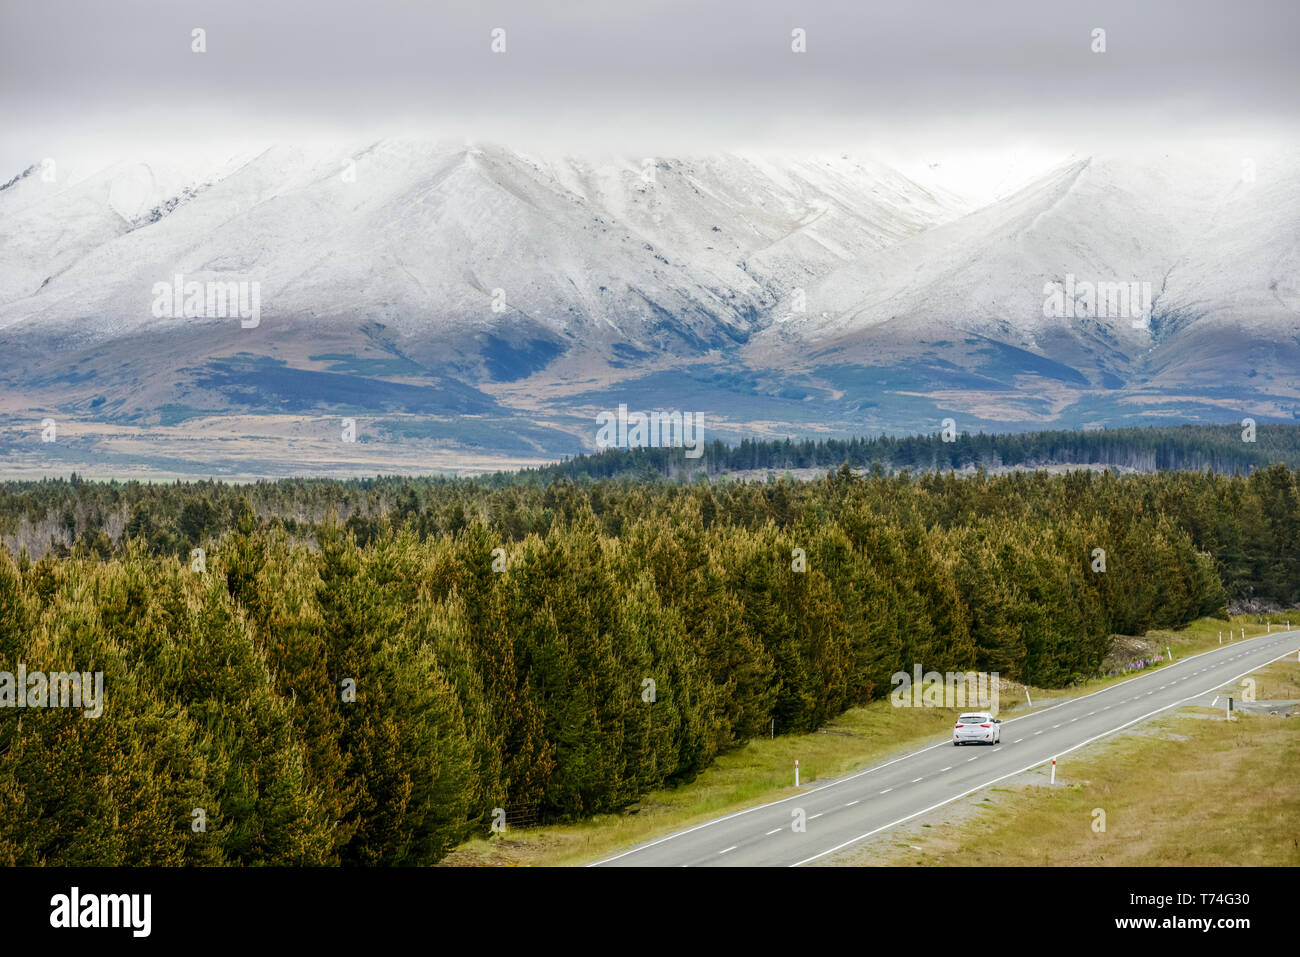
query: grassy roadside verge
[
  {"left": 440, "top": 614, "right": 1298, "bottom": 866},
  {"left": 829, "top": 657, "right": 1300, "bottom": 866}
]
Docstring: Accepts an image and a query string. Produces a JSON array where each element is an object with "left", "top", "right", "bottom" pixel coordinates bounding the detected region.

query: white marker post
[
  {"left": 1219, "top": 631, "right": 1222, "bottom": 644},
  {"left": 1226, "top": 697, "right": 1232, "bottom": 721},
  {"left": 1050, "top": 757, "right": 1056, "bottom": 785},
  {"left": 1024, "top": 685, "right": 1032, "bottom": 706},
  {"left": 1166, "top": 647, "right": 1172, "bottom": 662},
  {"left": 795, "top": 759, "right": 800, "bottom": 788}
]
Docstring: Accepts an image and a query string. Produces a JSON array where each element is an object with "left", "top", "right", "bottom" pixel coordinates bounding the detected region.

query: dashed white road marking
[
  {"left": 594, "top": 636, "right": 1294, "bottom": 868},
  {"left": 911, "top": 777, "right": 924, "bottom": 783},
  {"left": 940, "top": 767, "right": 952, "bottom": 772},
  {"left": 719, "top": 846, "right": 736, "bottom": 855},
  {"left": 790, "top": 642, "right": 1299, "bottom": 868},
  {"left": 765, "top": 828, "right": 782, "bottom": 836},
  {"left": 845, "top": 800, "right": 860, "bottom": 807}
]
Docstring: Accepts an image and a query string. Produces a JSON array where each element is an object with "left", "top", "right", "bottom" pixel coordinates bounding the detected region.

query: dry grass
[
  {"left": 443, "top": 615, "right": 1298, "bottom": 866},
  {"left": 442, "top": 701, "right": 963, "bottom": 866},
  {"left": 834, "top": 659, "right": 1300, "bottom": 867}
]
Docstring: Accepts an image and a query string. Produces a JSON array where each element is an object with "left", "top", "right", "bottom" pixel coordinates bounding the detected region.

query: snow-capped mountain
[
  {"left": 0, "top": 140, "right": 960, "bottom": 354},
  {"left": 0, "top": 138, "right": 1296, "bottom": 475},
  {"left": 744, "top": 145, "right": 1300, "bottom": 426}
]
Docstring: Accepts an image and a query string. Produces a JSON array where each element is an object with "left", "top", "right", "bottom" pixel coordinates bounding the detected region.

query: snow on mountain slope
[
  {"left": 0, "top": 150, "right": 261, "bottom": 310},
  {"left": 3, "top": 138, "right": 1296, "bottom": 449},
  {"left": 0, "top": 140, "right": 963, "bottom": 367},
  {"left": 530, "top": 151, "right": 964, "bottom": 299},
  {"left": 1153, "top": 149, "right": 1300, "bottom": 332},
  {"left": 747, "top": 146, "right": 1300, "bottom": 395}
]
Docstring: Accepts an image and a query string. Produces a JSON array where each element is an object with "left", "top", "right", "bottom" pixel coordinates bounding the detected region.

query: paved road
[{"left": 590, "top": 630, "right": 1300, "bottom": 867}]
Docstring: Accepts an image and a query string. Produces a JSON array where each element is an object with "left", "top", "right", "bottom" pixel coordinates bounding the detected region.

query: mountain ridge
[{"left": 1, "top": 138, "right": 1296, "bottom": 476}]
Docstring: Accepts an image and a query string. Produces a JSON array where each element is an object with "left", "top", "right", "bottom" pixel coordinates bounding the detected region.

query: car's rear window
[{"left": 958, "top": 715, "right": 985, "bottom": 723}]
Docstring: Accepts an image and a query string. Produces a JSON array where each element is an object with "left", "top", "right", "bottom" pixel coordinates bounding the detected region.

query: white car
[{"left": 953, "top": 712, "right": 1001, "bottom": 746}]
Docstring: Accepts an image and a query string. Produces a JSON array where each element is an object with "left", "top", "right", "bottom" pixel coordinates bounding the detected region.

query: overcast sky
[{"left": 2, "top": 0, "right": 1298, "bottom": 189}]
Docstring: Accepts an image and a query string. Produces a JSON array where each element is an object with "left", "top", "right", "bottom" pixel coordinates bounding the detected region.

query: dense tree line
[
  {"left": 525, "top": 422, "right": 1300, "bottom": 480},
  {"left": 2, "top": 460, "right": 1283, "bottom": 865},
  {"left": 1, "top": 452, "right": 1296, "bottom": 605}
]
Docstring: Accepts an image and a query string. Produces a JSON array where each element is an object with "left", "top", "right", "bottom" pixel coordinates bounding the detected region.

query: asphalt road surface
[{"left": 590, "top": 630, "right": 1300, "bottom": 867}]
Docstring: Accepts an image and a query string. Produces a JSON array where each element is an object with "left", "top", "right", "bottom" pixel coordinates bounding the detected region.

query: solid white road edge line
[
  {"left": 789, "top": 643, "right": 1299, "bottom": 867},
  {"left": 586, "top": 633, "right": 1296, "bottom": 866}
]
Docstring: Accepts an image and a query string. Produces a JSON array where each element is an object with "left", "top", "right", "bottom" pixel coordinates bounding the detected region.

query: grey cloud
[{"left": 1, "top": 0, "right": 1297, "bottom": 168}]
